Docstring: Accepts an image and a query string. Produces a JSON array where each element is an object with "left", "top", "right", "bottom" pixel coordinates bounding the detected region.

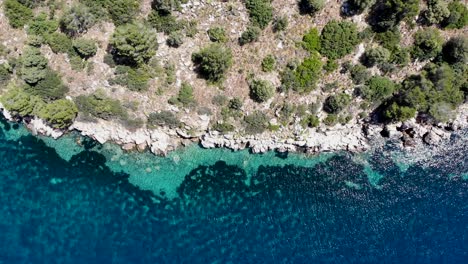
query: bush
[
  {"left": 272, "top": 16, "right": 288, "bottom": 32},
  {"left": 59, "top": 4, "right": 96, "bottom": 37},
  {"left": 374, "top": 29, "right": 401, "bottom": 52},
  {"left": 170, "top": 82, "right": 195, "bottom": 107},
  {"left": 302, "top": 28, "right": 320, "bottom": 52},
  {"left": 45, "top": 32, "right": 75, "bottom": 55},
  {"left": 109, "top": 66, "right": 150, "bottom": 92},
  {"left": 25, "top": 70, "right": 69, "bottom": 100},
  {"left": 108, "top": 0, "right": 139, "bottom": 25},
  {"left": 293, "top": 53, "right": 322, "bottom": 93},
  {"left": 151, "top": 0, "right": 182, "bottom": 15},
  {"left": 362, "top": 46, "right": 391, "bottom": 67},
  {"left": 0, "top": 87, "right": 44, "bottom": 116},
  {"left": 347, "top": 0, "right": 376, "bottom": 14},
  {"left": 20, "top": 47, "right": 48, "bottom": 84},
  {"left": 361, "top": 76, "right": 396, "bottom": 103},
  {"left": 0, "top": 64, "right": 11, "bottom": 85},
  {"left": 324, "top": 59, "right": 338, "bottom": 72},
  {"left": 239, "top": 26, "right": 261, "bottom": 46},
  {"left": 423, "top": 0, "right": 450, "bottom": 25},
  {"left": 323, "top": 114, "right": 338, "bottom": 126},
  {"left": 429, "top": 102, "right": 456, "bottom": 123},
  {"left": 166, "top": 31, "right": 184, "bottom": 48},
  {"left": 411, "top": 28, "right": 443, "bottom": 61},
  {"left": 73, "top": 38, "right": 97, "bottom": 59},
  {"left": 384, "top": 102, "right": 416, "bottom": 121},
  {"left": 147, "top": 11, "right": 184, "bottom": 34},
  {"left": 390, "top": 47, "right": 410, "bottom": 66},
  {"left": 38, "top": 99, "right": 78, "bottom": 128},
  {"left": 110, "top": 23, "right": 158, "bottom": 66},
  {"left": 147, "top": 111, "right": 180, "bottom": 128},
  {"left": 192, "top": 44, "right": 233, "bottom": 82},
  {"left": 301, "top": 114, "right": 320, "bottom": 128},
  {"left": 245, "top": 0, "right": 273, "bottom": 29},
  {"left": 442, "top": 37, "right": 468, "bottom": 64},
  {"left": 212, "top": 121, "right": 235, "bottom": 133},
  {"left": 299, "top": 0, "right": 325, "bottom": 15},
  {"left": 228, "top": 97, "right": 243, "bottom": 110},
  {"left": 75, "top": 91, "right": 127, "bottom": 120},
  {"left": 349, "top": 64, "right": 371, "bottom": 85},
  {"left": 4, "top": 0, "right": 33, "bottom": 28},
  {"left": 369, "top": 0, "right": 420, "bottom": 31},
  {"left": 320, "top": 20, "right": 359, "bottom": 59},
  {"left": 207, "top": 27, "right": 227, "bottom": 43},
  {"left": 323, "top": 93, "right": 351, "bottom": 114},
  {"left": 261, "top": 55, "right": 275, "bottom": 72},
  {"left": 249, "top": 79, "right": 274, "bottom": 103},
  {"left": 27, "top": 13, "right": 58, "bottom": 37},
  {"left": 442, "top": 0, "right": 468, "bottom": 29},
  {"left": 244, "top": 111, "right": 268, "bottom": 134}
]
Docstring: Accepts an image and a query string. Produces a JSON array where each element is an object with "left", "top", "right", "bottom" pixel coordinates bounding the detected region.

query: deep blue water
[{"left": 0, "top": 115, "right": 467, "bottom": 263}]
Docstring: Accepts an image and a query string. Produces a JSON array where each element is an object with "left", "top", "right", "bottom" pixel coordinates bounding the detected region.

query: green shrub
[
  {"left": 411, "top": 28, "right": 443, "bottom": 61},
  {"left": 25, "top": 70, "right": 69, "bottom": 100},
  {"left": 272, "top": 16, "right": 288, "bottom": 32},
  {"left": 320, "top": 20, "right": 359, "bottom": 59},
  {"left": 166, "top": 31, "right": 184, "bottom": 48},
  {"left": 423, "top": 0, "right": 450, "bottom": 25},
  {"left": 0, "top": 87, "right": 44, "bottom": 116},
  {"left": 293, "top": 54, "right": 322, "bottom": 93},
  {"left": 0, "top": 64, "right": 11, "bottom": 85},
  {"left": 26, "top": 35, "right": 44, "bottom": 47},
  {"left": 75, "top": 91, "right": 127, "bottom": 120},
  {"left": 249, "top": 79, "right": 274, "bottom": 103},
  {"left": 228, "top": 97, "right": 243, "bottom": 110},
  {"left": 349, "top": 64, "right": 371, "bottom": 85},
  {"left": 27, "top": 13, "right": 58, "bottom": 37},
  {"left": 442, "top": 0, "right": 468, "bottom": 29},
  {"left": 147, "top": 111, "right": 180, "bottom": 128},
  {"left": 45, "top": 32, "right": 75, "bottom": 55},
  {"left": 361, "top": 76, "right": 396, "bottom": 103},
  {"left": 323, "top": 93, "right": 351, "bottom": 114},
  {"left": 374, "top": 30, "right": 401, "bottom": 52},
  {"left": 73, "top": 38, "right": 97, "bottom": 59},
  {"left": 212, "top": 121, "right": 235, "bottom": 133},
  {"left": 390, "top": 47, "right": 410, "bottom": 66},
  {"left": 20, "top": 47, "right": 48, "bottom": 84},
  {"left": 108, "top": 0, "right": 139, "bottom": 25},
  {"left": 323, "top": 114, "right": 338, "bottom": 126},
  {"left": 362, "top": 46, "right": 391, "bottom": 67},
  {"left": 347, "top": 0, "right": 375, "bottom": 14},
  {"left": 244, "top": 111, "right": 268, "bottom": 134},
  {"left": 207, "top": 27, "right": 227, "bottom": 43},
  {"left": 170, "top": 82, "right": 195, "bottom": 107},
  {"left": 442, "top": 37, "right": 467, "bottom": 64},
  {"left": 302, "top": 28, "right": 320, "bottom": 52},
  {"left": 429, "top": 102, "right": 456, "bottom": 123},
  {"left": 244, "top": 0, "right": 273, "bottom": 29},
  {"left": 299, "top": 0, "right": 325, "bottom": 15},
  {"left": 192, "top": 44, "right": 233, "bottom": 82},
  {"left": 110, "top": 23, "right": 158, "bottom": 66},
  {"left": 261, "top": 55, "right": 275, "bottom": 72},
  {"left": 109, "top": 66, "right": 150, "bottom": 92},
  {"left": 38, "top": 99, "right": 78, "bottom": 128},
  {"left": 151, "top": 0, "right": 182, "bottom": 15},
  {"left": 384, "top": 102, "right": 416, "bottom": 121},
  {"left": 147, "top": 11, "right": 184, "bottom": 34},
  {"left": 60, "top": 4, "right": 96, "bottom": 36},
  {"left": 324, "top": 59, "right": 338, "bottom": 73},
  {"left": 4, "top": 0, "right": 33, "bottom": 29},
  {"left": 239, "top": 26, "right": 261, "bottom": 45},
  {"left": 369, "top": 0, "right": 420, "bottom": 31}
]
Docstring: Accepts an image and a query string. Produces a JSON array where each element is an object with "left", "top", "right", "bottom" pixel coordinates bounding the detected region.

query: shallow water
[{"left": 0, "top": 116, "right": 467, "bottom": 263}]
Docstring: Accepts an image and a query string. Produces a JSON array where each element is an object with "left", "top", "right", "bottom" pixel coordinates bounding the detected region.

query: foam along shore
[{"left": 1, "top": 102, "right": 467, "bottom": 156}]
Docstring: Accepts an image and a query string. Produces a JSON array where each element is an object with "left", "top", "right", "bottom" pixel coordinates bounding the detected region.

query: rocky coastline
[{"left": 1, "top": 102, "right": 467, "bottom": 156}]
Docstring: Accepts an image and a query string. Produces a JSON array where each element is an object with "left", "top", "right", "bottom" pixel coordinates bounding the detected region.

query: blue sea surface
[{"left": 0, "top": 115, "right": 467, "bottom": 263}]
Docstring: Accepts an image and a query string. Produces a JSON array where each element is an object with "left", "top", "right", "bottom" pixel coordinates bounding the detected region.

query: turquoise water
[{"left": 0, "top": 115, "right": 467, "bottom": 263}]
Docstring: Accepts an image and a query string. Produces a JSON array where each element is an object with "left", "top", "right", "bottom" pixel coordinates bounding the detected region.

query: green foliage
[
  {"left": 301, "top": 114, "right": 320, "bottom": 128},
  {"left": 347, "top": 0, "right": 375, "bottom": 14},
  {"left": 442, "top": 0, "right": 468, "bottom": 29},
  {"left": 170, "top": 82, "right": 195, "bottom": 107},
  {"left": 302, "top": 28, "right": 320, "bottom": 52},
  {"left": 349, "top": 64, "right": 371, "bottom": 85},
  {"left": 228, "top": 97, "right": 243, "bottom": 110},
  {"left": 272, "top": 16, "right": 288, "bottom": 32},
  {"left": 369, "top": 0, "right": 420, "bottom": 31},
  {"left": 151, "top": 0, "right": 182, "bottom": 15},
  {"left": 38, "top": 99, "right": 77, "bottom": 128},
  {"left": 0, "top": 64, "right": 11, "bottom": 85},
  {"left": 244, "top": 110, "right": 268, "bottom": 134},
  {"left": 390, "top": 47, "right": 410, "bottom": 66},
  {"left": 320, "top": 21, "right": 359, "bottom": 59},
  {"left": 147, "top": 111, "right": 180, "bottom": 128},
  {"left": 166, "top": 31, "right": 184, "bottom": 48},
  {"left": 323, "top": 114, "right": 338, "bottom": 126},
  {"left": 16, "top": 0, "right": 45, "bottom": 8},
  {"left": 147, "top": 11, "right": 184, "bottom": 34},
  {"left": 299, "top": 0, "right": 325, "bottom": 15},
  {"left": 1, "top": 87, "right": 44, "bottom": 116},
  {"left": 362, "top": 46, "right": 391, "bottom": 67},
  {"left": 45, "top": 32, "right": 75, "bottom": 55},
  {"left": 59, "top": 4, "right": 96, "bottom": 36},
  {"left": 109, "top": 66, "right": 150, "bottom": 92},
  {"left": 442, "top": 37, "right": 467, "bottom": 64},
  {"left": 212, "top": 121, "right": 235, "bottom": 133},
  {"left": 25, "top": 69, "right": 68, "bottom": 100},
  {"left": 249, "top": 79, "right": 274, "bottom": 103},
  {"left": 108, "top": 0, "right": 139, "bottom": 25},
  {"left": 4, "top": 0, "right": 33, "bottom": 29},
  {"left": 110, "top": 23, "right": 158, "bottom": 66},
  {"left": 261, "top": 55, "right": 275, "bottom": 72},
  {"left": 27, "top": 12, "right": 58, "bottom": 37},
  {"left": 75, "top": 91, "right": 127, "bottom": 120},
  {"left": 374, "top": 29, "right": 401, "bottom": 52},
  {"left": 323, "top": 93, "right": 351, "bottom": 114},
  {"left": 207, "top": 27, "right": 227, "bottom": 43},
  {"left": 429, "top": 102, "right": 456, "bottom": 123},
  {"left": 423, "top": 0, "right": 450, "bottom": 25},
  {"left": 361, "top": 76, "right": 396, "bottom": 103},
  {"left": 192, "top": 44, "right": 233, "bottom": 82},
  {"left": 384, "top": 102, "right": 416, "bottom": 121},
  {"left": 293, "top": 54, "right": 322, "bottom": 93},
  {"left": 20, "top": 47, "right": 48, "bottom": 84},
  {"left": 245, "top": 0, "right": 273, "bottom": 29},
  {"left": 324, "top": 59, "right": 338, "bottom": 73},
  {"left": 239, "top": 26, "right": 261, "bottom": 45},
  {"left": 411, "top": 28, "right": 443, "bottom": 61},
  {"left": 73, "top": 38, "right": 97, "bottom": 59}
]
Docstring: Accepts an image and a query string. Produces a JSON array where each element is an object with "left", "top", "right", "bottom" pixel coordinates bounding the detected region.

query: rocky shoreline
[{"left": 1, "top": 102, "right": 467, "bottom": 156}]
